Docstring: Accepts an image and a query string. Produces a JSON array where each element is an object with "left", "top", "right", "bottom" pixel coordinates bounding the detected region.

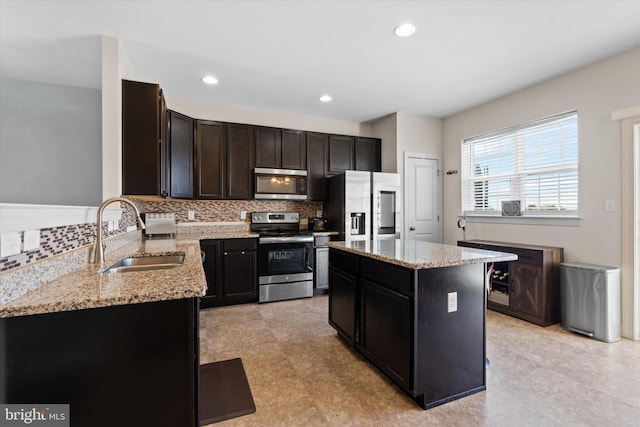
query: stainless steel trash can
[{"left": 560, "top": 262, "right": 621, "bottom": 342}]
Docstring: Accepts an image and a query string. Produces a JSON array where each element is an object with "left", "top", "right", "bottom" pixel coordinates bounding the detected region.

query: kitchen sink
[{"left": 100, "top": 254, "right": 185, "bottom": 274}]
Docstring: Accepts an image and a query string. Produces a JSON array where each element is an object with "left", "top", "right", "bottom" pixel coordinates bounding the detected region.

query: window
[{"left": 461, "top": 111, "right": 578, "bottom": 217}]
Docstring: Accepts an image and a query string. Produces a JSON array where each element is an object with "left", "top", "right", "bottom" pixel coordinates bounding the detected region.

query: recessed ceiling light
[
  {"left": 394, "top": 23, "right": 416, "bottom": 37},
  {"left": 202, "top": 75, "right": 219, "bottom": 85},
  {"left": 319, "top": 94, "right": 333, "bottom": 102}
]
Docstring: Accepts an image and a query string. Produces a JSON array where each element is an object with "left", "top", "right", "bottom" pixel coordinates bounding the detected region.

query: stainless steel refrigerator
[
  {"left": 325, "top": 171, "right": 371, "bottom": 241},
  {"left": 325, "top": 171, "right": 402, "bottom": 241},
  {"left": 371, "top": 172, "right": 402, "bottom": 240}
]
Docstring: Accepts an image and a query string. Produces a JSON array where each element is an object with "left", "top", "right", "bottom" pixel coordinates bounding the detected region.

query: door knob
[{"left": 409, "top": 227, "right": 416, "bottom": 231}]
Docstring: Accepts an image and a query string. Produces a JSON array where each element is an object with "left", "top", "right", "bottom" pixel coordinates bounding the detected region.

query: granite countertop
[
  {"left": 0, "top": 234, "right": 229, "bottom": 318},
  {"left": 0, "top": 226, "right": 336, "bottom": 318},
  {"left": 328, "top": 239, "right": 518, "bottom": 269}
]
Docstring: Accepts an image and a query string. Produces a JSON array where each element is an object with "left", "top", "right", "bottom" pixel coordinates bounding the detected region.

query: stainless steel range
[{"left": 251, "top": 212, "right": 314, "bottom": 303}]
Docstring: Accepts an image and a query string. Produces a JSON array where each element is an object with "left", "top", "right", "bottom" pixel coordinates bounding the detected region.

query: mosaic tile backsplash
[
  {"left": 0, "top": 199, "right": 322, "bottom": 273},
  {"left": 128, "top": 198, "right": 322, "bottom": 224}
]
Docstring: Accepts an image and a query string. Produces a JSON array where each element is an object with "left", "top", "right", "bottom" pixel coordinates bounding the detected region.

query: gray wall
[{"left": 0, "top": 78, "right": 102, "bottom": 206}]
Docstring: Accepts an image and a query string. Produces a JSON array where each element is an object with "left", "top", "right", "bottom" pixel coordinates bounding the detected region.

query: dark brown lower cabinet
[
  {"left": 328, "top": 248, "right": 486, "bottom": 409},
  {"left": 0, "top": 298, "right": 199, "bottom": 426},
  {"left": 359, "top": 278, "right": 412, "bottom": 391},
  {"left": 457, "top": 240, "right": 563, "bottom": 326},
  {"left": 328, "top": 266, "right": 357, "bottom": 345},
  {"left": 200, "top": 238, "right": 258, "bottom": 308}
]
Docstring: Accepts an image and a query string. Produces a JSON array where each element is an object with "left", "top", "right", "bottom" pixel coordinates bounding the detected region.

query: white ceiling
[{"left": 1, "top": 0, "right": 639, "bottom": 122}]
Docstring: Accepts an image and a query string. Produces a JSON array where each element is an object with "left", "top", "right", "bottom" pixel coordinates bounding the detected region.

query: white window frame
[{"left": 461, "top": 111, "right": 579, "bottom": 222}]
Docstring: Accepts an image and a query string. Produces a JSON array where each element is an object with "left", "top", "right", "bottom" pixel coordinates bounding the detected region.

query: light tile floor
[{"left": 200, "top": 295, "right": 640, "bottom": 426}]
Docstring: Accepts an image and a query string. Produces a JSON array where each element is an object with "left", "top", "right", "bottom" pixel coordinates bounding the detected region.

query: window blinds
[{"left": 461, "top": 111, "right": 578, "bottom": 215}]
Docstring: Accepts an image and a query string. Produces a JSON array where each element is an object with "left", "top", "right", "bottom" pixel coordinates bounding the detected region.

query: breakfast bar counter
[{"left": 327, "top": 238, "right": 516, "bottom": 409}]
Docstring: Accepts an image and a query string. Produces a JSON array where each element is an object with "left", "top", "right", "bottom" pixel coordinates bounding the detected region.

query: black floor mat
[{"left": 199, "top": 358, "right": 256, "bottom": 425}]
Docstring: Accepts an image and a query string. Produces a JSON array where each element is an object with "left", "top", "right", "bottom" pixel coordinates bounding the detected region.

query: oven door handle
[{"left": 259, "top": 236, "right": 314, "bottom": 244}]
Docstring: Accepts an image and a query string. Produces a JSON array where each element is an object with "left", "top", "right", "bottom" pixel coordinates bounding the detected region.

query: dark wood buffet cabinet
[
  {"left": 122, "top": 79, "right": 381, "bottom": 201},
  {"left": 457, "top": 240, "right": 563, "bottom": 326}
]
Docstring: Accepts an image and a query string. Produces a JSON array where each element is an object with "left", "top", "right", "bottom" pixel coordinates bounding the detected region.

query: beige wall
[
  {"left": 442, "top": 47, "right": 640, "bottom": 270},
  {"left": 167, "top": 98, "right": 374, "bottom": 137},
  {"left": 371, "top": 112, "right": 442, "bottom": 175},
  {"left": 371, "top": 113, "right": 398, "bottom": 173},
  {"left": 396, "top": 112, "right": 442, "bottom": 179}
]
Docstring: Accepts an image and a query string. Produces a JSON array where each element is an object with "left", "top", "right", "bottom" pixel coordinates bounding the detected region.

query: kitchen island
[{"left": 327, "top": 239, "right": 517, "bottom": 409}]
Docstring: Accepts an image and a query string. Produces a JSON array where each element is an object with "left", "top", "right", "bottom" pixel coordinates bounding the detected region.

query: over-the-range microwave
[{"left": 254, "top": 168, "right": 307, "bottom": 200}]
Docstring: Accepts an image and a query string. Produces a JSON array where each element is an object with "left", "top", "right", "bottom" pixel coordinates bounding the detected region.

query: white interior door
[{"left": 404, "top": 153, "right": 441, "bottom": 242}]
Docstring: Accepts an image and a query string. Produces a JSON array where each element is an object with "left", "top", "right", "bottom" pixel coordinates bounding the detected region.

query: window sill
[{"left": 459, "top": 214, "right": 582, "bottom": 227}]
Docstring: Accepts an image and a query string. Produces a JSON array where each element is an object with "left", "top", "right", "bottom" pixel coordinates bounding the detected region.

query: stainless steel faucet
[{"left": 93, "top": 197, "right": 145, "bottom": 266}]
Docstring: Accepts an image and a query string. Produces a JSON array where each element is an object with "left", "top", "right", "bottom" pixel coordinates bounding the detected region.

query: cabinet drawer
[
  {"left": 361, "top": 258, "right": 413, "bottom": 297},
  {"left": 329, "top": 249, "right": 359, "bottom": 275},
  {"left": 223, "top": 238, "right": 257, "bottom": 252}
]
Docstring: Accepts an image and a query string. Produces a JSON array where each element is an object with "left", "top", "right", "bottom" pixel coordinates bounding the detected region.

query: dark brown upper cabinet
[
  {"left": 122, "top": 80, "right": 166, "bottom": 195},
  {"left": 281, "top": 129, "right": 306, "bottom": 170},
  {"left": 328, "top": 135, "right": 355, "bottom": 174},
  {"left": 255, "top": 127, "right": 306, "bottom": 170},
  {"left": 355, "top": 137, "right": 381, "bottom": 172},
  {"left": 159, "top": 93, "right": 169, "bottom": 197},
  {"left": 255, "top": 126, "right": 281, "bottom": 169},
  {"left": 195, "top": 120, "right": 225, "bottom": 199},
  {"left": 168, "top": 110, "right": 194, "bottom": 199},
  {"left": 226, "top": 123, "right": 254, "bottom": 199},
  {"left": 306, "top": 132, "right": 329, "bottom": 201}
]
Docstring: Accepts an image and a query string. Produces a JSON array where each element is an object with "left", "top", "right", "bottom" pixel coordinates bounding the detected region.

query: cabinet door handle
[
  {"left": 224, "top": 252, "right": 228, "bottom": 255},
  {"left": 409, "top": 227, "right": 416, "bottom": 231},
  {"left": 241, "top": 251, "right": 245, "bottom": 255}
]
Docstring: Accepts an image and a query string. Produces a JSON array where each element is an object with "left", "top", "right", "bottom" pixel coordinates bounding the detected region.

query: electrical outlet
[
  {"left": 188, "top": 210, "right": 195, "bottom": 220},
  {"left": 447, "top": 292, "right": 458, "bottom": 313},
  {"left": 605, "top": 199, "right": 616, "bottom": 212},
  {"left": 23, "top": 229, "right": 40, "bottom": 251},
  {"left": 0, "top": 232, "right": 22, "bottom": 257},
  {"left": 240, "top": 210, "right": 247, "bottom": 220},
  {"left": 107, "top": 221, "right": 115, "bottom": 232}
]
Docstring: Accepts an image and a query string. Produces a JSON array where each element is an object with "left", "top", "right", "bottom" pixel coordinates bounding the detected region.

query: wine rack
[{"left": 488, "top": 261, "right": 510, "bottom": 306}]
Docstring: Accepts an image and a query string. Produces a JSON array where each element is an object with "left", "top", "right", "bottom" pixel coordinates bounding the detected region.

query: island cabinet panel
[
  {"left": 328, "top": 249, "right": 359, "bottom": 345},
  {"left": 359, "top": 278, "right": 412, "bottom": 393},
  {"left": 328, "top": 247, "right": 489, "bottom": 410},
  {"left": 0, "top": 298, "right": 199, "bottom": 426},
  {"left": 414, "top": 264, "right": 486, "bottom": 408},
  {"left": 195, "top": 120, "right": 225, "bottom": 199}
]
